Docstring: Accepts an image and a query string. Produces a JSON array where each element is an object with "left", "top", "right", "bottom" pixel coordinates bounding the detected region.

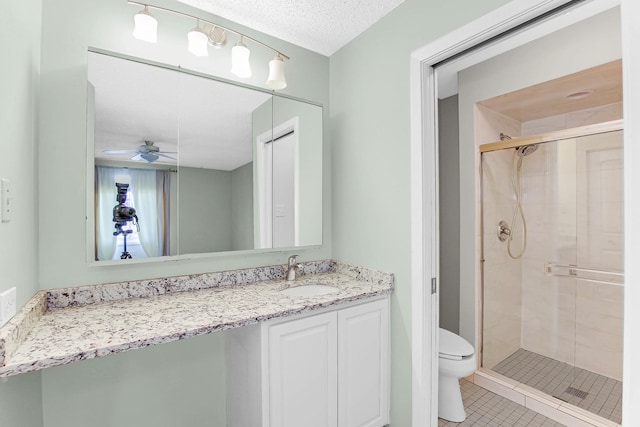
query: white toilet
[{"left": 438, "top": 328, "right": 477, "bottom": 422}]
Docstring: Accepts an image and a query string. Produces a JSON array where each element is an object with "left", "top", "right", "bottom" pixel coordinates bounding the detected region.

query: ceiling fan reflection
[{"left": 102, "top": 140, "right": 176, "bottom": 163}]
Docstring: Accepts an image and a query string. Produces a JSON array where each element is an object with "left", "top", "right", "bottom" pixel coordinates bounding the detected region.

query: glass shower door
[
  {"left": 564, "top": 131, "right": 623, "bottom": 421},
  {"left": 480, "top": 129, "right": 624, "bottom": 424}
]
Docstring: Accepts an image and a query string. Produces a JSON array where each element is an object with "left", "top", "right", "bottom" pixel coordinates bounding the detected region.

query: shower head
[{"left": 515, "top": 144, "right": 538, "bottom": 157}]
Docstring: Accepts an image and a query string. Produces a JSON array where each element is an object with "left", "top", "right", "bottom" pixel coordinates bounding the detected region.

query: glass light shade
[
  {"left": 266, "top": 55, "right": 287, "bottom": 90},
  {"left": 231, "top": 43, "right": 252, "bottom": 78},
  {"left": 133, "top": 7, "right": 158, "bottom": 43},
  {"left": 187, "top": 28, "right": 209, "bottom": 57}
]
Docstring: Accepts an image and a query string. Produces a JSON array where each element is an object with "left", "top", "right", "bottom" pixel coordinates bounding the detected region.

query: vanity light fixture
[
  {"left": 129, "top": 1, "right": 289, "bottom": 89},
  {"left": 267, "top": 54, "right": 287, "bottom": 90},
  {"left": 231, "top": 36, "right": 252, "bottom": 78},
  {"left": 206, "top": 24, "right": 227, "bottom": 49},
  {"left": 132, "top": 6, "right": 158, "bottom": 43},
  {"left": 187, "top": 21, "right": 209, "bottom": 57}
]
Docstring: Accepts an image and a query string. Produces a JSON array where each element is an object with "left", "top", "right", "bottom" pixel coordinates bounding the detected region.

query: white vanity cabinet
[
  {"left": 267, "top": 310, "right": 338, "bottom": 427},
  {"left": 337, "top": 299, "right": 390, "bottom": 427},
  {"left": 226, "top": 297, "right": 390, "bottom": 427}
]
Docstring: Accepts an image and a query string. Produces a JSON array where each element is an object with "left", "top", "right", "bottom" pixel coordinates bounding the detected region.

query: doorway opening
[{"left": 409, "top": 0, "right": 634, "bottom": 425}]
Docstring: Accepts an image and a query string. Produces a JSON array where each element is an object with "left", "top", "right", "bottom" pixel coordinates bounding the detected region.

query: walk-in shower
[{"left": 480, "top": 122, "right": 624, "bottom": 425}]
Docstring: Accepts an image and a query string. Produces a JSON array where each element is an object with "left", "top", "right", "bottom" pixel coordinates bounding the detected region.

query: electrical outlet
[{"left": 0, "top": 287, "right": 17, "bottom": 327}]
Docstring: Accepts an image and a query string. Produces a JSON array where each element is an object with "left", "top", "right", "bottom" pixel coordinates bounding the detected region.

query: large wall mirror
[{"left": 87, "top": 51, "right": 323, "bottom": 262}]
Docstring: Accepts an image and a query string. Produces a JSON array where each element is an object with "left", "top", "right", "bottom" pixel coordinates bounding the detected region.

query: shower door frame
[
  {"left": 478, "top": 120, "right": 623, "bottom": 154},
  {"left": 409, "top": 0, "right": 640, "bottom": 426}
]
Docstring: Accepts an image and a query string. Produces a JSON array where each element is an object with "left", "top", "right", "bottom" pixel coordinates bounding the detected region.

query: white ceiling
[
  {"left": 89, "top": 52, "right": 271, "bottom": 170},
  {"left": 176, "top": 0, "right": 405, "bottom": 56}
]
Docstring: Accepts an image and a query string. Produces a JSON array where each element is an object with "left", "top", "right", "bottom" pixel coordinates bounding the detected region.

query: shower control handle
[{"left": 497, "top": 220, "right": 511, "bottom": 242}]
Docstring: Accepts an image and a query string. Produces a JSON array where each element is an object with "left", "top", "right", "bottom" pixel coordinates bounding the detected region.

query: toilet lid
[{"left": 439, "top": 328, "right": 474, "bottom": 358}]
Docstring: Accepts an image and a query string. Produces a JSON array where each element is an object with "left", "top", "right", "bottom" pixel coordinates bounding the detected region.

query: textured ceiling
[{"left": 176, "top": 0, "right": 405, "bottom": 56}]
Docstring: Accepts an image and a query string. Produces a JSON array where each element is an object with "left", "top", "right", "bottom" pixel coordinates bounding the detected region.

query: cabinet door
[
  {"left": 338, "top": 299, "right": 390, "bottom": 427},
  {"left": 266, "top": 311, "right": 338, "bottom": 427}
]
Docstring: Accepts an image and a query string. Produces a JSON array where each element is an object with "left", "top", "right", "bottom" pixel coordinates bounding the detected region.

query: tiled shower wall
[
  {"left": 481, "top": 148, "right": 523, "bottom": 369},
  {"left": 479, "top": 103, "right": 623, "bottom": 380},
  {"left": 477, "top": 104, "right": 524, "bottom": 369}
]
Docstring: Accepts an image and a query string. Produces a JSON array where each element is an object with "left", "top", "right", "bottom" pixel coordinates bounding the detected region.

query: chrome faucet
[{"left": 285, "top": 255, "right": 299, "bottom": 281}]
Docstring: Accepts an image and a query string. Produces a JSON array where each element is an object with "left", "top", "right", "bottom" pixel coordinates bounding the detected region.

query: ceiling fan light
[
  {"left": 188, "top": 26, "right": 209, "bottom": 57},
  {"left": 133, "top": 6, "right": 158, "bottom": 43},
  {"left": 266, "top": 54, "right": 287, "bottom": 90},
  {"left": 231, "top": 40, "right": 252, "bottom": 78},
  {"left": 141, "top": 153, "right": 160, "bottom": 163}
]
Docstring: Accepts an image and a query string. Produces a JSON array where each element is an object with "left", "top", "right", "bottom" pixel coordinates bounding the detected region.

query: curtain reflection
[{"left": 95, "top": 166, "right": 170, "bottom": 260}]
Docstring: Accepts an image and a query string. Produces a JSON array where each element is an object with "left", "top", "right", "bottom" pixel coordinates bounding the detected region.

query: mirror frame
[{"left": 85, "top": 47, "right": 324, "bottom": 265}]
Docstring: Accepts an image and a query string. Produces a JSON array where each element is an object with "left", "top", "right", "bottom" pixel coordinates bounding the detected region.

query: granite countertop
[{"left": 0, "top": 260, "right": 393, "bottom": 377}]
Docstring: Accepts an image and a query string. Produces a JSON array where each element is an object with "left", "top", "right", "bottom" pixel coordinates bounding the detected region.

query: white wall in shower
[
  {"left": 476, "top": 105, "right": 522, "bottom": 368},
  {"left": 481, "top": 146, "right": 523, "bottom": 368}
]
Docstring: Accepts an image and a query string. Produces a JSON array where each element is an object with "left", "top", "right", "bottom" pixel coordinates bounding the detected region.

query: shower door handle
[{"left": 545, "top": 263, "right": 624, "bottom": 286}]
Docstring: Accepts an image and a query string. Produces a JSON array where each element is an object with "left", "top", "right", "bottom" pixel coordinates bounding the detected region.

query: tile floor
[
  {"left": 493, "top": 349, "right": 622, "bottom": 424},
  {"left": 438, "top": 380, "right": 566, "bottom": 426}
]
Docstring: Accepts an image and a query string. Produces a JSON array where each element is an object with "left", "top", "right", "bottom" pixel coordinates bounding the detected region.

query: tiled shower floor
[
  {"left": 493, "top": 349, "right": 622, "bottom": 424},
  {"left": 438, "top": 380, "right": 566, "bottom": 426}
]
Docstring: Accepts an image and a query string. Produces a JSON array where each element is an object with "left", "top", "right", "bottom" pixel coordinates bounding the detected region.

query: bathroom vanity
[
  {"left": 0, "top": 260, "right": 393, "bottom": 390},
  {"left": 227, "top": 296, "right": 389, "bottom": 427}
]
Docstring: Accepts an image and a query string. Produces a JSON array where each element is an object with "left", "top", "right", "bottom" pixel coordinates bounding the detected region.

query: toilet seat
[{"left": 439, "top": 328, "right": 474, "bottom": 360}]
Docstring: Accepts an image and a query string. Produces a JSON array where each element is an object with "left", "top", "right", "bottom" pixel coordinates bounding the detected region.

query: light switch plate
[
  {"left": 0, "top": 287, "right": 16, "bottom": 327},
  {"left": 1, "top": 178, "right": 11, "bottom": 223}
]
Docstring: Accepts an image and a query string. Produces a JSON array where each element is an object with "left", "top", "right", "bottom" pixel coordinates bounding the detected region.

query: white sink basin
[{"left": 280, "top": 283, "right": 339, "bottom": 297}]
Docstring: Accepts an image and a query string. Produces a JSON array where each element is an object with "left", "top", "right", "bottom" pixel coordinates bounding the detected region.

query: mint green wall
[
  {"left": 177, "top": 164, "right": 255, "bottom": 253},
  {"left": 0, "top": 0, "right": 44, "bottom": 426},
  {"left": 1, "top": 0, "right": 41, "bottom": 336},
  {"left": 329, "top": 0, "right": 509, "bottom": 424},
  {"left": 42, "top": 334, "right": 225, "bottom": 427},
  {"left": 0, "top": 372, "right": 43, "bottom": 427},
  {"left": 252, "top": 98, "right": 273, "bottom": 247},
  {"left": 178, "top": 167, "right": 233, "bottom": 254},
  {"left": 231, "top": 162, "right": 254, "bottom": 250}
]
